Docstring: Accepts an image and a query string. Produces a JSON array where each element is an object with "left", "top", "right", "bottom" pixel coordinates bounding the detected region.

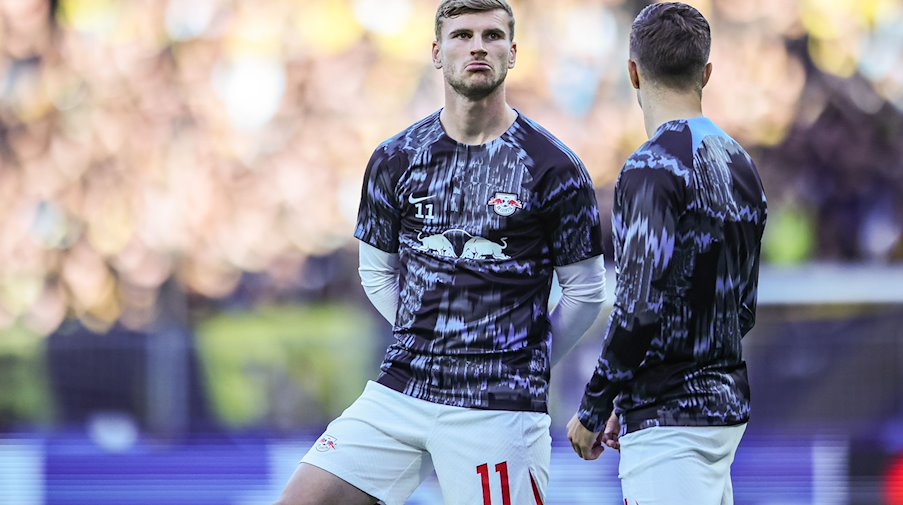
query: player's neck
[
  {"left": 440, "top": 90, "right": 516, "bottom": 146},
  {"left": 640, "top": 88, "right": 704, "bottom": 138}
]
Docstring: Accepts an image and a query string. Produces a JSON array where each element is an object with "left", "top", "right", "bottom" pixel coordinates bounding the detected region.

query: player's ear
[
  {"left": 702, "top": 62, "right": 713, "bottom": 88},
  {"left": 508, "top": 42, "right": 517, "bottom": 69},
  {"left": 627, "top": 59, "right": 640, "bottom": 89},
  {"left": 432, "top": 41, "right": 442, "bottom": 69}
]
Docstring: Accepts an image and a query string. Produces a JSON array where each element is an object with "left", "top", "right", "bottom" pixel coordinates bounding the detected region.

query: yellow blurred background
[{"left": 1, "top": 0, "right": 901, "bottom": 338}]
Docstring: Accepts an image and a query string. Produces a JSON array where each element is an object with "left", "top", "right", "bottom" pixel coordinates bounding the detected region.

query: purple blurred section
[
  {"left": 44, "top": 433, "right": 270, "bottom": 505},
  {"left": 0, "top": 433, "right": 859, "bottom": 505}
]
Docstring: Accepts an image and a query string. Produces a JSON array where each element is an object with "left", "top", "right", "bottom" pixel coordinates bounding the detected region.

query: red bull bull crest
[
  {"left": 316, "top": 435, "right": 338, "bottom": 452},
  {"left": 488, "top": 192, "right": 523, "bottom": 217}
]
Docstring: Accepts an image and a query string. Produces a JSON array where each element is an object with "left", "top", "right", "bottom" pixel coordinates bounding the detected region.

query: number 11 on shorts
[{"left": 476, "top": 462, "right": 511, "bottom": 505}]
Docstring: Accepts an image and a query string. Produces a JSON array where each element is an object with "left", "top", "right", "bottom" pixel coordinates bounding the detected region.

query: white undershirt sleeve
[
  {"left": 550, "top": 254, "right": 607, "bottom": 367},
  {"left": 358, "top": 241, "right": 400, "bottom": 325}
]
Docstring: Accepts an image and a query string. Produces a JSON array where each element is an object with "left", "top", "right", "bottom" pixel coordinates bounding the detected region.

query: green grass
[
  {"left": 0, "top": 327, "right": 54, "bottom": 428},
  {"left": 196, "top": 304, "right": 377, "bottom": 430}
]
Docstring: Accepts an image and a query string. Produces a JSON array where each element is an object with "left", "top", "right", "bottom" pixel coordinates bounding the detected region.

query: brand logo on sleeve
[
  {"left": 316, "top": 435, "right": 338, "bottom": 452},
  {"left": 488, "top": 192, "right": 523, "bottom": 216}
]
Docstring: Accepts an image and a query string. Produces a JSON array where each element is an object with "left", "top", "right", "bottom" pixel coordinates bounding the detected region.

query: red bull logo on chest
[{"left": 488, "top": 192, "right": 523, "bottom": 217}]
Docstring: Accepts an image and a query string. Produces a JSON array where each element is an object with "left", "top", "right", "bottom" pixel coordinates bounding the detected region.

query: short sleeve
[
  {"left": 354, "top": 146, "right": 402, "bottom": 253},
  {"left": 539, "top": 158, "right": 604, "bottom": 266}
]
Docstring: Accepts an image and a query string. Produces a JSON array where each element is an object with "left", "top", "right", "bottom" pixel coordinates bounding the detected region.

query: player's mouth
[{"left": 465, "top": 61, "right": 492, "bottom": 71}]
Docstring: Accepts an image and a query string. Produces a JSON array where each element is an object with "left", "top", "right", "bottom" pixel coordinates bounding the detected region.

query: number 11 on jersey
[
  {"left": 477, "top": 462, "right": 511, "bottom": 505},
  {"left": 414, "top": 202, "right": 435, "bottom": 219}
]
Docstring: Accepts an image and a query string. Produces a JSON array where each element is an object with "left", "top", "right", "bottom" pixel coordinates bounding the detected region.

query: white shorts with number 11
[{"left": 300, "top": 381, "right": 551, "bottom": 505}]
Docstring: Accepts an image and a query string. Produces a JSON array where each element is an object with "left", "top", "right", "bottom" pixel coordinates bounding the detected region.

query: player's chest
[{"left": 397, "top": 157, "right": 535, "bottom": 228}]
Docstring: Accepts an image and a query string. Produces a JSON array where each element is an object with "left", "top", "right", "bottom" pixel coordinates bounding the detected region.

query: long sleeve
[
  {"left": 359, "top": 241, "right": 400, "bottom": 324},
  {"left": 738, "top": 241, "right": 761, "bottom": 337},
  {"left": 577, "top": 166, "right": 684, "bottom": 433},
  {"left": 550, "top": 255, "right": 607, "bottom": 366}
]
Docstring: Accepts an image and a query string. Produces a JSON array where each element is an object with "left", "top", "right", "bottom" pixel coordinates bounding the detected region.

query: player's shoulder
[
  {"left": 686, "top": 117, "right": 757, "bottom": 170},
  {"left": 370, "top": 111, "right": 444, "bottom": 165},
  {"left": 622, "top": 120, "right": 696, "bottom": 184},
  {"left": 653, "top": 116, "right": 751, "bottom": 164},
  {"left": 515, "top": 112, "right": 585, "bottom": 166}
]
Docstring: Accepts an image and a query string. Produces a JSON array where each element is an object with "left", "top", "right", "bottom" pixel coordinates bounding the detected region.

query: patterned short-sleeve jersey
[{"left": 355, "top": 110, "right": 604, "bottom": 412}]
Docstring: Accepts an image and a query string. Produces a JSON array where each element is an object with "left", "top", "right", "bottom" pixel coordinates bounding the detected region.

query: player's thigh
[
  {"left": 719, "top": 424, "right": 746, "bottom": 505},
  {"left": 275, "top": 463, "right": 377, "bottom": 505},
  {"left": 293, "top": 382, "right": 435, "bottom": 505},
  {"left": 721, "top": 471, "right": 735, "bottom": 505},
  {"left": 619, "top": 425, "right": 745, "bottom": 505},
  {"left": 430, "top": 409, "right": 551, "bottom": 505},
  {"left": 620, "top": 450, "right": 725, "bottom": 505}
]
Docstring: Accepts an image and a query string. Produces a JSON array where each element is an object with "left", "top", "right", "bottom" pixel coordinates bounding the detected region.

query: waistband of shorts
[{"left": 375, "top": 376, "right": 548, "bottom": 413}]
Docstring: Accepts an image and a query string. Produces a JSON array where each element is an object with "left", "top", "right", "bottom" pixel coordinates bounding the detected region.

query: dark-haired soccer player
[
  {"left": 275, "top": 1, "right": 606, "bottom": 504},
  {"left": 567, "top": 3, "right": 767, "bottom": 504}
]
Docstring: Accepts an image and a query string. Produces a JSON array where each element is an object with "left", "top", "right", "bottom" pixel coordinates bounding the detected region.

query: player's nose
[{"left": 469, "top": 37, "right": 487, "bottom": 54}]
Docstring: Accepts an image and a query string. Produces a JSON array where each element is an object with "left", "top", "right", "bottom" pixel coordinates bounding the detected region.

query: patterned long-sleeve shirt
[
  {"left": 577, "top": 117, "right": 767, "bottom": 434},
  {"left": 356, "top": 110, "right": 604, "bottom": 413}
]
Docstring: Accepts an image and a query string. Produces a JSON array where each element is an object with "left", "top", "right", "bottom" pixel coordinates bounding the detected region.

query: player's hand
[
  {"left": 566, "top": 414, "right": 605, "bottom": 460},
  {"left": 600, "top": 412, "right": 620, "bottom": 452}
]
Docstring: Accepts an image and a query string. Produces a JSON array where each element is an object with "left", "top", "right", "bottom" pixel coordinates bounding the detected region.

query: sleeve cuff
[{"left": 576, "top": 388, "right": 616, "bottom": 433}]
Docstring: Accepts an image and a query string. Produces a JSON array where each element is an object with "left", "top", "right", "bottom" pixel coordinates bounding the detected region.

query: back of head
[
  {"left": 629, "top": 2, "right": 711, "bottom": 93},
  {"left": 434, "top": 0, "right": 515, "bottom": 41}
]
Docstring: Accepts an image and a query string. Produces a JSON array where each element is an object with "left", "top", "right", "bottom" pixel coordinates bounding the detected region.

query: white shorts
[
  {"left": 618, "top": 423, "right": 747, "bottom": 505},
  {"left": 301, "top": 381, "right": 551, "bottom": 505}
]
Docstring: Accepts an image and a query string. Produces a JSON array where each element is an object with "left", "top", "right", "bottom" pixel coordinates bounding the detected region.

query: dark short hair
[
  {"left": 630, "top": 2, "right": 711, "bottom": 91},
  {"left": 435, "top": 0, "right": 515, "bottom": 41}
]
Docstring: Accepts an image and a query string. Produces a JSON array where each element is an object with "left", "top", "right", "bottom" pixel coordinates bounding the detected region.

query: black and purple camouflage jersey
[
  {"left": 355, "top": 110, "right": 603, "bottom": 413},
  {"left": 577, "top": 117, "right": 767, "bottom": 434}
]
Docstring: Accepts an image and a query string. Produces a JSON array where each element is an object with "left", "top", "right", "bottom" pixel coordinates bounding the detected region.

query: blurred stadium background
[{"left": 0, "top": 0, "right": 902, "bottom": 503}]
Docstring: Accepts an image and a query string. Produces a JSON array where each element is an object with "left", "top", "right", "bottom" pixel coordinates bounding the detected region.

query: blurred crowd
[{"left": 0, "top": 0, "right": 902, "bottom": 338}]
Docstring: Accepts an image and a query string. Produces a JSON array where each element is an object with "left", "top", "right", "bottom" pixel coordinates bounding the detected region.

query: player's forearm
[
  {"left": 358, "top": 241, "right": 400, "bottom": 325},
  {"left": 550, "top": 255, "right": 607, "bottom": 366},
  {"left": 550, "top": 296, "right": 604, "bottom": 366},
  {"left": 576, "top": 305, "right": 659, "bottom": 432},
  {"left": 361, "top": 279, "right": 399, "bottom": 324},
  {"left": 577, "top": 376, "right": 619, "bottom": 433},
  {"left": 739, "top": 249, "right": 762, "bottom": 337}
]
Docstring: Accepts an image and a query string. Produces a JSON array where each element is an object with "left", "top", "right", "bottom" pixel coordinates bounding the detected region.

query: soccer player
[
  {"left": 275, "top": 1, "right": 606, "bottom": 504},
  {"left": 566, "top": 3, "right": 768, "bottom": 505}
]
